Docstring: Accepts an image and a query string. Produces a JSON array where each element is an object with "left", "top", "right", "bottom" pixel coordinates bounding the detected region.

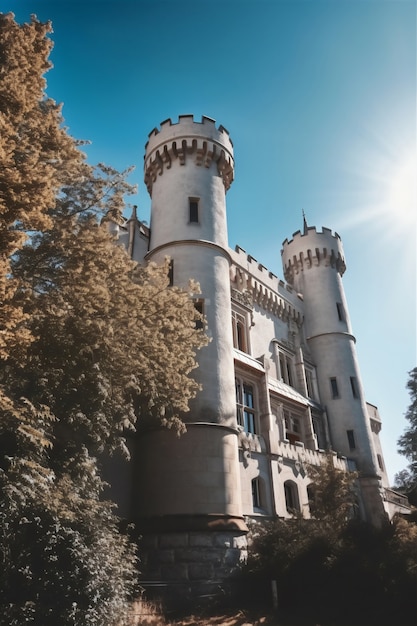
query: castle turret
[
  {"left": 135, "top": 116, "right": 246, "bottom": 594},
  {"left": 281, "top": 226, "right": 386, "bottom": 524}
]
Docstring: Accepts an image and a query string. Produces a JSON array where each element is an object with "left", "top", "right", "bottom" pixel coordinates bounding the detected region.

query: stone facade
[{"left": 108, "top": 115, "right": 409, "bottom": 595}]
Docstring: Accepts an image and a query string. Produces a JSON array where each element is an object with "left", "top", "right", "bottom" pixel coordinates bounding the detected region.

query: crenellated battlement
[
  {"left": 281, "top": 226, "right": 346, "bottom": 284},
  {"left": 144, "top": 115, "right": 234, "bottom": 195},
  {"left": 281, "top": 226, "right": 343, "bottom": 247},
  {"left": 230, "top": 245, "right": 304, "bottom": 324}
]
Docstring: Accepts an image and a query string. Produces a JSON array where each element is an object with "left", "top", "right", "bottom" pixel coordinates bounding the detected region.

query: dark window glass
[
  {"left": 168, "top": 260, "right": 174, "bottom": 286},
  {"left": 189, "top": 199, "right": 199, "bottom": 223},
  {"left": 347, "top": 429, "right": 356, "bottom": 450},
  {"left": 336, "top": 302, "right": 344, "bottom": 321},
  {"left": 194, "top": 300, "right": 204, "bottom": 329},
  {"left": 330, "top": 377, "right": 339, "bottom": 398},
  {"left": 252, "top": 478, "right": 261, "bottom": 509}
]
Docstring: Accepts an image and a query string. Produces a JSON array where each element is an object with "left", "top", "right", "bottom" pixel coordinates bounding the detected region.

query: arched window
[{"left": 284, "top": 480, "right": 300, "bottom": 514}]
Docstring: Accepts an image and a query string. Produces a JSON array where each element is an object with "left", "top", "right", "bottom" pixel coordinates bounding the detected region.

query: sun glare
[
  {"left": 387, "top": 155, "right": 416, "bottom": 226},
  {"left": 337, "top": 130, "right": 416, "bottom": 244}
]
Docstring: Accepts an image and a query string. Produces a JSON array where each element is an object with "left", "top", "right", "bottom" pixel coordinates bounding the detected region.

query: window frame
[
  {"left": 232, "top": 307, "right": 250, "bottom": 353},
  {"left": 252, "top": 477, "right": 262, "bottom": 510},
  {"left": 284, "top": 480, "right": 301, "bottom": 514},
  {"left": 330, "top": 377, "right": 339, "bottom": 399},
  {"left": 278, "top": 348, "right": 295, "bottom": 388},
  {"left": 347, "top": 429, "right": 356, "bottom": 451},
  {"left": 350, "top": 376, "right": 359, "bottom": 399},
  {"left": 283, "top": 408, "right": 303, "bottom": 445},
  {"left": 235, "top": 376, "right": 258, "bottom": 435},
  {"left": 193, "top": 299, "right": 204, "bottom": 330},
  {"left": 188, "top": 197, "right": 200, "bottom": 223}
]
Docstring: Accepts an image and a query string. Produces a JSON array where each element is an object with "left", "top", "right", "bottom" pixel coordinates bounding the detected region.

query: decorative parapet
[
  {"left": 383, "top": 488, "right": 410, "bottom": 510},
  {"left": 238, "top": 430, "right": 266, "bottom": 454},
  {"left": 230, "top": 250, "right": 303, "bottom": 325},
  {"left": 281, "top": 226, "right": 347, "bottom": 284},
  {"left": 275, "top": 440, "right": 353, "bottom": 473},
  {"left": 144, "top": 115, "right": 235, "bottom": 194}
]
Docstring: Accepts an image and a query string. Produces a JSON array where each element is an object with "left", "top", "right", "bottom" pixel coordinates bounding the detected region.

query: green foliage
[
  {"left": 11, "top": 217, "right": 206, "bottom": 456},
  {"left": 0, "top": 448, "right": 137, "bottom": 626},
  {"left": 243, "top": 460, "right": 417, "bottom": 626},
  {"left": 305, "top": 452, "right": 358, "bottom": 525},
  {"left": 396, "top": 367, "right": 417, "bottom": 504}
]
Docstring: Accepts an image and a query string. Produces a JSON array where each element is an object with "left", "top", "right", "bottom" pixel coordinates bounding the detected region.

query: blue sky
[{"left": 6, "top": 0, "right": 416, "bottom": 483}]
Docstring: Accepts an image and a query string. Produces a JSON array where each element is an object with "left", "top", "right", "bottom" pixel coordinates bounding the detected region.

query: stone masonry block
[
  {"left": 160, "top": 563, "right": 189, "bottom": 581},
  {"left": 188, "top": 562, "right": 214, "bottom": 581},
  {"left": 159, "top": 533, "right": 189, "bottom": 549},
  {"left": 176, "top": 548, "right": 222, "bottom": 565},
  {"left": 189, "top": 533, "right": 215, "bottom": 548}
]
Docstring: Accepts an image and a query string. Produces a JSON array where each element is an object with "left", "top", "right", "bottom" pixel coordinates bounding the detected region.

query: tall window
[
  {"left": 193, "top": 299, "right": 204, "bottom": 330},
  {"left": 189, "top": 197, "right": 199, "bottom": 223},
  {"left": 350, "top": 376, "right": 359, "bottom": 399},
  {"left": 347, "top": 429, "right": 356, "bottom": 451},
  {"left": 284, "top": 409, "right": 302, "bottom": 445},
  {"left": 279, "top": 351, "right": 294, "bottom": 387},
  {"left": 305, "top": 368, "right": 317, "bottom": 400},
  {"left": 232, "top": 310, "right": 249, "bottom": 353},
  {"left": 168, "top": 259, "right": 174, "bottom": 286},
  {"left": 330, "top": 377, "right": 339, "bottom": 399},
  {"left": 252, "top": 477, "right": 262, "bottom": 510},
  {"left": 236, "top": 379, "right": 257, "bottom": 434}
]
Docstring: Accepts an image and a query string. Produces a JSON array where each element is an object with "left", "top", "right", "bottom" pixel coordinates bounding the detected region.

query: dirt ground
[
  {"left": 130, "top": 600, "right": 281, "bottom": 625},
  {"left": 168, "top": 610, "right": 277, "bottom": 625}
]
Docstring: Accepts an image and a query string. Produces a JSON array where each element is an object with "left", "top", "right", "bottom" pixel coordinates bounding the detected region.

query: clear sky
[{"left": 6, "top": 0, "right": 416, "bottom": 483}]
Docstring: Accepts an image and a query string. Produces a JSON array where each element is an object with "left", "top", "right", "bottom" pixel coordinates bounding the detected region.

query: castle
[{"left": 107, "top": 115, "right": 409, "bottom": 595}]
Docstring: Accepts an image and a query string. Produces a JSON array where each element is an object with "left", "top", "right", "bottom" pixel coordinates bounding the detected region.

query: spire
[
  {"left": 128, "top": 204, "right": 138, "bottom": 221},
  {"left": 302, "top": 209, "right": 308, "bottom": 235}
]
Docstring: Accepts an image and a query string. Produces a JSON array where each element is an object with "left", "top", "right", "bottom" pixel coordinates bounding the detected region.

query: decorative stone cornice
[{"left": 231, "top": 277, "right": 302, "bottom": 325}]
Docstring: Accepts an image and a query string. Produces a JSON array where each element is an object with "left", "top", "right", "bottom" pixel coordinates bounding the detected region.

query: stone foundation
[{"left": 138, "top": 530, "right": 248, "bottom": 607}]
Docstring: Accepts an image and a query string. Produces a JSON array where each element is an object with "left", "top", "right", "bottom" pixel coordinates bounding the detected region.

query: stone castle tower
[
  {"left": 134, "top": 116, "right": 247, "bottom": 593},
  {"left": 110, "top": 115, "right": 409, "bottom": 598},
  {"left": 281, "top": 227, "right": 387, "bottom": 523}
]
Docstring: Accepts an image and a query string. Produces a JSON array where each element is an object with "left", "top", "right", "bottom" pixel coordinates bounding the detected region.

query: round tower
[
  {"left": 134, "top": 116, "right": 246, "bottom": 596},
  {"left": 281, "top": 226, "right": 386, "bottom": 524}
]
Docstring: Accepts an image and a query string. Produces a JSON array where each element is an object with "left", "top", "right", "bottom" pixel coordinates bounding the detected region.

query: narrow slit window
[
  {"left": 252, "top": 478, "right": 261, "bottom": 509},
  {"left": 350, "top": 376, "right": 359, "bottom": 398},
  {"left": 194, "top": 299, "right": 204, "bottom": 330},
  {"left": 330, "top": 377, "right": 339, "bottom": 399},
  {"left": 347, "top": 429, "right": 356, "bottom": 450},
  {"left": 168, "top": 260, "right": 174, "bottom": 286},
  {"left": 336, "top": 302, "right": 344, "bottom": 321},
  {"left": 189, "top": 198, "right": 199, "bottom": 223}
]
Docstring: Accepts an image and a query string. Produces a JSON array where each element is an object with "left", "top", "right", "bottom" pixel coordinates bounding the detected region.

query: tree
[
  {"left": 306, "top": 452, "right": 358, "bottom": 525},
  {"left": 12, "top": 215, "right": 207, "bottom": 457},
  {"left": 396, "top": 367, "right": 417, "bottom": 505},
  {"left": 0, "top": 12, "right": 83, "bottom": 362},
  {"left": 243, "top": 458, "right": 417, "bottom": 626},
  {"left": 0, "top": 13, "right": 207, "bottom": 624}
]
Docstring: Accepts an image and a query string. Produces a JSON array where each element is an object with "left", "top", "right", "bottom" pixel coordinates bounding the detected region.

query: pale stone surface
[{"left": 108, "top": 115, "right": 409, "bottom": 600}]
